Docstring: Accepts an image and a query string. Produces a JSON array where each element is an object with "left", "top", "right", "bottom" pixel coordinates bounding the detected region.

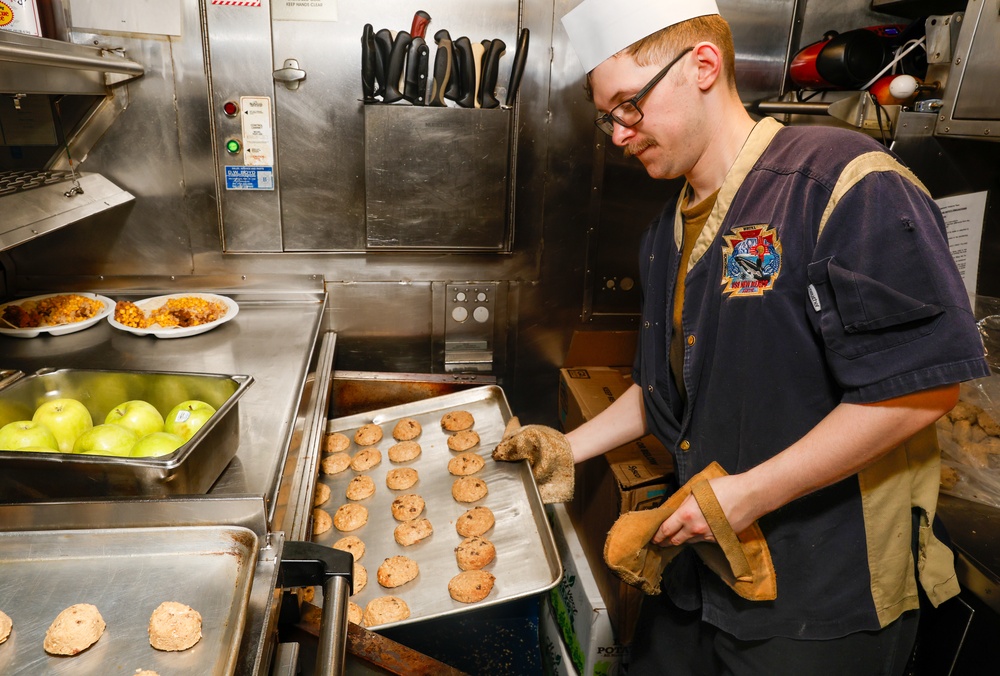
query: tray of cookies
[
  {"left": 0, "top": 524, "right": 257, "bottom": 675},
  {"left": 312, "top": 385, "right": 561, "bottom": 630}
]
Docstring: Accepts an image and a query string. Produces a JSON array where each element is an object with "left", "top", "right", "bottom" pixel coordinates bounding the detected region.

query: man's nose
[{"left": 611, "top": 120, "right": 635, "bottom": 147}]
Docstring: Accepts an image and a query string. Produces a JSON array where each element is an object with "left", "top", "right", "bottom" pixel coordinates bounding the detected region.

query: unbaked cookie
[
  {"left": 345, "top": 475, "right": 376, "bottom": 501},
  {"left": 299, "top": 586, "right": 315, "bottom": 603},
  {"left": 448, "top": 452, "right": 485, "bottom": 475},
  {"left": 363, "top": 596, "right": 410, "bottom": 627},
  {"left": 391, "top": 494, "right": 425, "bottom": 521},
  {"left": 148, "top": 601, "right": 202, "bottom": 652},
  {"left": 351, "top": 448, "right": 382, "bottom": 472},
  {"left": 314, "top": 482, "right": 331, "bottom": 506},
  {"left": 447, "top": 430, "right": 480, "bottom": 452},
  {"left": 333, "top": 503, "right": 369, "bottom": 532},
  {"left": 134, "top": 671, "right": 160, "bottom": 676},
  {"left": 392, "top": 417, "right": 422, "bottom": 441},
  {"left": 386, "top": 467, "right": 419, "bottom": 490},
  {"left": 456, "top": 505, "right": 495, "bottom": 537},
  {"left": 448, "top": 570, "right": 495, "bottom": 603},
  {"left": 353, "top": 562, "right": 368, "bottom": 595},
  {"left": 313, "top": 508, "right": 333, "bottom": 535},
  {"left": 388, "top": 440, "right": 422, "bottom": 463},
  {"left": 354, "top": 423, "right": 383, "bottom": 446},
  {"left": 321, "top": 452, "right": 351, "bottom": 475},
  {"left": 455, "top": 535, "right": 496, "bottom": 570},
  {"left": 43, "top": 603, "right": 105, "bottom": 656},
  {"left": 452, "top": 476, "right": 488, "bottom": 502},
  {"left": 377, "top": 556, "right": 419, "bottom": 588},
  {"left": 324, "top": 432, "right": 351, "bottom": 453},
  {"left": 441, "top": 410, "right": 475, "bottom": 431},
  {"left": 333, "top": 535, "right": 366, "bottom": 561},
  {"left": 348, "top": 601, "right": 363, "bottom": 625},
  {"left": 0, "top": 609, "right": 11, "bottom": 644},
  {"left": 394, "top": 518, "right": 433, "bottom": 546}
]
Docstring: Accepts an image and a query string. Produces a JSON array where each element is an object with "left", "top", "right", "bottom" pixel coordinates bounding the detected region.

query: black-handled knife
[
  {"left": 435, "top": 29, "right": 461, "bottom": 102},
  {"left": 453, "top": 36, "right": 476, "bottom": 108},
  {"left": 409, "top": 10, "right": 431, "bottom": 40},
  {"left": 429, "top": 41, "right": 452, "bottom": 107},
  {"left": 361, "top": 24, "right": 377, "bottom": 102},
  {"left": 403, "top": 37, "right": 430, "bottom": 105},
  {"left": 478, "top": 38, "right": 506, "bottom": 109},
  {"left": 383, "top": 30, "right": 412, "bottom": 104},
  {"left": 373, "top": 28, "right": 393, "bottom": 99},
  {"left": 506, "top": 28, "right": 529, "bottom": 107}
]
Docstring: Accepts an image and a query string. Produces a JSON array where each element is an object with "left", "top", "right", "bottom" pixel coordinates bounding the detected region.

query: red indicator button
[{"left": 223, "top": 101, "right": 239, "bottom": 117}]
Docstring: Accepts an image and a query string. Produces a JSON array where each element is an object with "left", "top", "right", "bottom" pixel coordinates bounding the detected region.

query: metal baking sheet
[
  {"left": 0, "top": 525, "right": 258, "bottom": 675},
  {"left": 314, "top": 385, "right": 561, "bottom": 629}
]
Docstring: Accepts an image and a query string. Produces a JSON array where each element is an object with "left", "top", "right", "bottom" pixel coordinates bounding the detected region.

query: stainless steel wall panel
[{"left": 204, "top": 1, "right": 283, "bottom": 252}]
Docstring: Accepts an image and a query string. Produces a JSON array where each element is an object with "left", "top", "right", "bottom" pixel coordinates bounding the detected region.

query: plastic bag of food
[{"left": 937, "top": 374, "right": 1000, "bottom": 509}]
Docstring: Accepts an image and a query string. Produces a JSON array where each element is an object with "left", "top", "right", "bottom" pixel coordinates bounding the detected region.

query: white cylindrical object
[
  {"left": 0, "top": 0, "right": 43, "bottom": 37},
  {"left": 888, "top": 75, "right": 919, "bottom": 100}
]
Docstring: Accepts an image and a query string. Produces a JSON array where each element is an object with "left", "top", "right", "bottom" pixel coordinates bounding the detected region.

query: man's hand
[{"left": 654, "top": 474, "right": 750, "bottom": 546}]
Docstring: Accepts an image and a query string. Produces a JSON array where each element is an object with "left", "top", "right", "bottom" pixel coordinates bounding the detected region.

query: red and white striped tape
[{"left": 211, "top": 0, "right": 261, "bottom": 6}]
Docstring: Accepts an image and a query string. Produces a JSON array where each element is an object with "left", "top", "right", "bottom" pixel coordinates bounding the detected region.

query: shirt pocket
[{"left": 807, "top": 257, "right": 944, "bottom": 359}]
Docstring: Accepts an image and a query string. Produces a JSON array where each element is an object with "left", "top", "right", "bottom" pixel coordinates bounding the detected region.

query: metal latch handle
[{"left": 273, "top": 59, "right": 306, "bottom": 90}]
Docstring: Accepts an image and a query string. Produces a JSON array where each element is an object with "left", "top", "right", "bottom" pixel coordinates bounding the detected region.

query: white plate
[
  {"left": 0, "top": 292, "right": 115, "bottom": 339},
  {"left": 107, "top": 292, "right": 239, "bottom": 339}
]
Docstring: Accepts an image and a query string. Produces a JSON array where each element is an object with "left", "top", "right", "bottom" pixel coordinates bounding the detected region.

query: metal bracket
[{"left": 273, "top": 58, "right": 306, "bottom": 90}]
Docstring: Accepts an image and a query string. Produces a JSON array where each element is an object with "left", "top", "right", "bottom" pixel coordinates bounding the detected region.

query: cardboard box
[
  {"left": 539, "top": 592, "right": 576, "bottom": 676},
  {"left": 558, "top": 365, "right": 674, "bottom": 646},
  {"left": 545, "top": 503, "right": 629, "bottom": 676}
]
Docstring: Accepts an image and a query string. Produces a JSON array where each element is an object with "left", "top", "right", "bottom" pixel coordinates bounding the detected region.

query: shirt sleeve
[{"left": 805, "top": 168, "right": 989, "bottom": 403}]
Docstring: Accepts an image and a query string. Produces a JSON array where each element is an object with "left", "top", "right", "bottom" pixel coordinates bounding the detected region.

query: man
[{"left": 550, "top": 1, "right": 987, "bottom": 673}]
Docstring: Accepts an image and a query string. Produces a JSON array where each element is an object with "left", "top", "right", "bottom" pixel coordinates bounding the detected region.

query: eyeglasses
[{"left": 595, "top": 46, "right": 694, "bottom": 136}]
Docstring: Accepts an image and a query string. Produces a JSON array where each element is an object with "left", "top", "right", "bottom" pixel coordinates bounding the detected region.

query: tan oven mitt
[
  {"left": 491, "top": 417, "right": 574, "bottom": 504},
  {"left": 603, "top": 461, "right": 776, "bottom": 601}
]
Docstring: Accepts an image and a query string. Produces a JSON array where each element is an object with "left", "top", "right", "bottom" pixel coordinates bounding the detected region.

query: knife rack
[{"left": 363, "top": 105, "right": 512, "bottom": 251}]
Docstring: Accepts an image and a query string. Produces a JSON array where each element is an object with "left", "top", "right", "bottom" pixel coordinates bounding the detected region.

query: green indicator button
[{"left": 226, "top": 139, "right": 241, "bottom": 154}]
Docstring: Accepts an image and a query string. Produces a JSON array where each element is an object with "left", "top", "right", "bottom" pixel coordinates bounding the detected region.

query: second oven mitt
[
  {"left": 603, "top": 461, "right": 777, "bottom": 600},
  {"left": 492, "top": 417, "right": 575, "bottom": 504}
]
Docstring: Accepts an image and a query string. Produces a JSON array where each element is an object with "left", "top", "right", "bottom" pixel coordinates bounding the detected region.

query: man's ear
[{"left": 692, "top": 41, "right": 723, "bottom": 91}]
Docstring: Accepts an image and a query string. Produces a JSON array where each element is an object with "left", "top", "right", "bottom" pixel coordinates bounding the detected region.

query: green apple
[
  {"left": 164, "top": 400, "right": 216, "bottom": 441},
  {"left": 32, "top": 398, "right": 94, "bottom": 453},
  {"left": 0, "top": 420, "right": 59, "bottom": 451},
  {"left": 73, "top": 423, "right": 138, "bottom": 457},
  {"left": 105, "top": 400, "right": 164, "bottom": 438},
  {"left": 130, "top": 431, "right": 185, "bottom": 458}
]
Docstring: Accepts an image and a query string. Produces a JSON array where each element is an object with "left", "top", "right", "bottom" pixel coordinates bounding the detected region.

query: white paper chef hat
[{"left": 562, "top": 0, "right": 721, "bottom": 73}]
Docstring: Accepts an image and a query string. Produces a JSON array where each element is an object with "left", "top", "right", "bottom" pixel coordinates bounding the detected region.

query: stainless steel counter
[{"left": 0, "top": 287, "right": 328, "bottom": 524}]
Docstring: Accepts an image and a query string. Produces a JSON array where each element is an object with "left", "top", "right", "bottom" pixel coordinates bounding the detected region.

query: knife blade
[
  {"left": 383, "top": 30, "right": 412, "bottom": 104},
  {"left": 478, "top": 38, "right": 506, "bottom": 109},
  {"left": 453, "top": 36, "right": 476, "bottom": 108},
  {"left": 373, "top": 28, "right": 393, "bottom": 99},
  {"left": 409, "top": 10, "right": 431, "bottom": 40},
  {"left": 505, "top": 28, "right": 530, "bottom": 107},
  {"left": 429, "top": 41, "right": 452, "bottom": 107},
  {"left": 361, "top": 24, "right": 377, "bottom": 102},
  {"left": 403, "top": 37, "right": 430, "bottom": 105},
  {"left": 470, "top": 40, "right": 485, "bottom": 109}
]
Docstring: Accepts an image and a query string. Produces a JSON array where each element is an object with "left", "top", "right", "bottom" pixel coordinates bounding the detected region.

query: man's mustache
[{"left": 624, "top": 138, "right": 655, "bottom": 158}]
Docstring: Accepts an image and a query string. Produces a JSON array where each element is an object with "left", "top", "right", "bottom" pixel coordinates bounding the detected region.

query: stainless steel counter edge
[{"left": 274, "top": 330, "right": 337, "bottom": 539}]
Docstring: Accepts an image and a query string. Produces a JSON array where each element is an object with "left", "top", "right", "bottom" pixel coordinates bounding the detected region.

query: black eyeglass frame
[{"left": 594, "top": 46, "right": 695, "bottom": 136}]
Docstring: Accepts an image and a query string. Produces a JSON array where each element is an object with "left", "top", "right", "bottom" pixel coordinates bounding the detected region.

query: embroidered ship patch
[{"left": 721, "top": 224, "right": 782, "bottom": 297}]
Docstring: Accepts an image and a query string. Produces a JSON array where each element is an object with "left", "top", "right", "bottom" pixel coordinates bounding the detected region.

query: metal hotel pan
[
  {"left": 314, "top": 385, "right": 561, "bottom": 629},
  {"left": 0, "top": 368, "right": 253, "bottom": 500},
  {"left": 0, "top": 524, "right": 258, "bottom": 675}
]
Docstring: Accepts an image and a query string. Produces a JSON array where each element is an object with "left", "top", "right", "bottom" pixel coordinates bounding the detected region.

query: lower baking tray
[
  {"left": 0, "top": 525, "right": 258, "bottom": 675},
  {"left": 314, "top": 385, "right": 561, "bottom": 629}
]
